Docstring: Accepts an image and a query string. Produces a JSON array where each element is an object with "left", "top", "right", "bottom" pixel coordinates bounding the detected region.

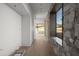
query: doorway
[{"left": 34, "top": 22, "right": 45, "bottom": 40}]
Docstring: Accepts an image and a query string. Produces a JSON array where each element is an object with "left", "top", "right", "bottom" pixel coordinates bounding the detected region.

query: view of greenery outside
[{"left": 35, "top": 24, "right": 44, "bottom": 34}]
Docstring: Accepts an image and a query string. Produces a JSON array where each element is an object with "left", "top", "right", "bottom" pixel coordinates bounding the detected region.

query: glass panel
[
  {"left": 56, "top": 8, "right": 62, "bottom": 38},
  {"left": 35, "top": 24, "right": 44, "bottom": 34}
]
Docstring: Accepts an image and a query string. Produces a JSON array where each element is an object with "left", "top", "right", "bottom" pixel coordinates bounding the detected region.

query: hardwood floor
[{"left": 19, "top": 35, "right": 56, "bottom": 56}]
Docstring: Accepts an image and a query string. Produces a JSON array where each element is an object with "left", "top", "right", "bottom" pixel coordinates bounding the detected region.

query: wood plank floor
[{"left": 19, "top": 36, "right": 56, "bottom": 56}]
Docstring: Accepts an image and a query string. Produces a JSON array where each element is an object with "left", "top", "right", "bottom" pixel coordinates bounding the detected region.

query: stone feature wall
[
  {"left": 63, "top": 4, "right": 79, "bottom": 56},
  {"left": 50, "top": 3, "right": 79, "bottom": 56}
]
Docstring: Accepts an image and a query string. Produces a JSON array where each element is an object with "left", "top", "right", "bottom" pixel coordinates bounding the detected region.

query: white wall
[
  {"left": 21, "top": 4, "right": 33, "bottom": 46},
  {"left": 22, "top": 15, "right": 32, "bottom": 46},
  {"left": 30, "top": 16, "right": 34, "bottom": 46},
  {"left": 0, "top": 4, "right": 21, "bottom": 56}
]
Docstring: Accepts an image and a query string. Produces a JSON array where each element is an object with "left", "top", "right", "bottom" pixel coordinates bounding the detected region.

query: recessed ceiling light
[{"left": 14, "top": 5, "right": 16, "bottom": 7}]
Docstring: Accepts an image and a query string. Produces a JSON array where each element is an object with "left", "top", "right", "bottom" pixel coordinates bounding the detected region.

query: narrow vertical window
[{"left": 56, "top": 8, "right": 62, "bottom": 38}]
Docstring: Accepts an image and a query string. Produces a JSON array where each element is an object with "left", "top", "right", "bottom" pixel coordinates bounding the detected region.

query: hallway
[
  {"left": 0, "top": 3, "right": 79, "bottom": 56},
  {"left": 19, "top": 36, "right": 56, "bottom": 56}
]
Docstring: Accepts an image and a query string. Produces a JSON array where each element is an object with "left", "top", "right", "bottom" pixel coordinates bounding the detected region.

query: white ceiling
[
  {"left": 30, "top": 3, "right": 51, "bottom": 15},
  {"left": 6, "top": 3, "right": 29, "bottom": 16},
  {"left": 29, "top": 3, "right": 51, "bottom": 19},
  {"left": 5, "top": 3, "right": 51, "bottom": 19}
]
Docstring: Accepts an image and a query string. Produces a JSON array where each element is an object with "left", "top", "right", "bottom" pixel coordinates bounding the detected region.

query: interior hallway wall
[
  {"left": 44, "top": 15, "right": 50, "bottom": 40},
  {"left": 22, "top": 15, "right": 33, "bottom": 46},
  {"left": 50, "top": 14, "right": 56, "bottom": 37},
  {"left": 0, "top": 4, "right": 21, "bottom": 56},
  {"left": 21, "top": 4, "right": 34, "bottom": 46}
]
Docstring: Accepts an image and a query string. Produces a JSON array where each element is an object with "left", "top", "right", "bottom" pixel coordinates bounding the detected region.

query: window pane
[{"left": 56, "top": 8, "right": 62, "bottom": 33}]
